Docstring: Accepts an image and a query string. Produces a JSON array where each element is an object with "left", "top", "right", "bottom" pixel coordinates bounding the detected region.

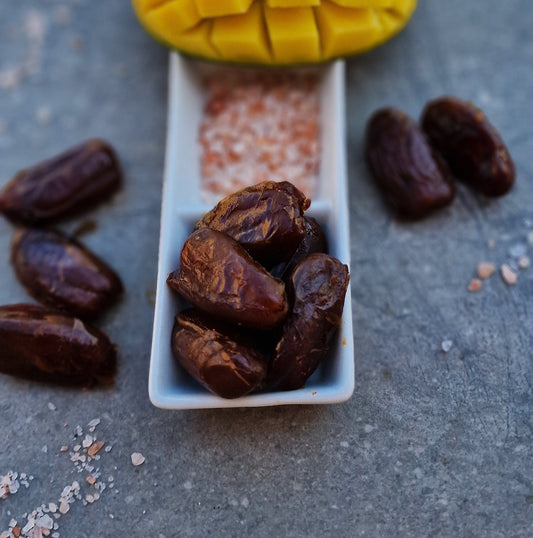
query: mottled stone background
[{"left": 0, "top": 1, "right": 531, "bottom": 536}]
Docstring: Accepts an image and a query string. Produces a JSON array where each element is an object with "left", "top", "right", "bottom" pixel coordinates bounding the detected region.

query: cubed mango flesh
[
  {"left": 195, "top": 0, "right": 254, "bottom": 17},
  {"left": 264, "top": 6, "right": 320, "bottom": 63},
  {"left": 132, "top": 0, "right": 418, "bottom": 65},
  {"left": 315, "top": 3, "right": 382, "bottom": 58},
  {"left": 212, "top": 2, "right": 271, "bottom": 63}
]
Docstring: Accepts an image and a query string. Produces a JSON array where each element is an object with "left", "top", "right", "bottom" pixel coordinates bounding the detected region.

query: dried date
[
  {"left": 365, "top": 107, "right": 455, "bottom": 218},
  {"left": 421, "top": 96, "right": 515, "bottom": 196},
  {"left": 267, "top": 253, "right": 349, "bottom": 391},
  {"left": 11, "top": 228, "right": 123, "bottom": 319},
  {"left": 171, "top": 309, "right": 268, "bottom": 399},
  {"left": 0, "top": 139, "right": 121, "bottom": 225},
  {"left": 167, "top": 228, "right": 288, "bottom": 330},
  {"left": 0, "top": 303, "right": 116, "bottom": 385},
  {"left": 194, "top": 181, "right": 310, "bottom": 265},
  {"left": 270, "top": 216, "right": 328, "bottom": 280}
]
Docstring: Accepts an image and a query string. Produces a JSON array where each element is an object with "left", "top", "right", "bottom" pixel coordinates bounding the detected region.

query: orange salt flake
[
  {"left": 88, "top": 440, "right": 105, "bottom": 458},
  {"left": 468, "top": 278, "right": 483, "bottom": 292},
  {"left": 86, "top": 475, "right": 96, "bottom": 485},
  {"left": 500, "top": 264, "right": 517, "bottom": 285},
  {"left": 477, "top": 262, "right": 495, "bottom": 280}
]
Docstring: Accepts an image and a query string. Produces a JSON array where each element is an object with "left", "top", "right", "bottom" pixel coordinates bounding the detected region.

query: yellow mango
[
  {"left": 195, "top": 0, "right": 254, "bottom": 18},
  {"left": 172, "top": 20, "right": 220, "bottom": 59},
  {"left": 212, "top": 2, "right": 271, "bottom": 63},
  {"left": 329, "top": 0, "right": 393, "bottom": 6},
  {"left": 132, "top": 0, "right": 418, "bottom": 65},
  {"left": 315, "top": 3, "right": 382, "bottom": 58},
  {"left": 144, "top": 0, "right": 200, "bottom": 38},
  {"left": 267, "top": 0, "right": 320, "bottom": 7},
  {"left": 264, "top": 6, "right": 321, "bottom": 63}
]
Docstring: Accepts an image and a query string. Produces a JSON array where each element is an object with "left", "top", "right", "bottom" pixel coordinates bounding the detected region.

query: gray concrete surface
[{"left": 0, "top": 1, "right": 532, "bottom": 536}]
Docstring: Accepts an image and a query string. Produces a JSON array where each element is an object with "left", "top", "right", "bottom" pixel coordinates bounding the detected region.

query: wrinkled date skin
[
  {"left": 421, "top": 96, "right": 515, "bottom": 197},
  {"left": 0, "top": 303, "right": 116, "bottom": 386},
  {"left": 11, "top": 228, "right": 123, "bottom": 319},
  {"left": 194, "top": 181, "right": 310, "bottom": 265},
  {"left": 270, "top": 217, "right": 328, "bottom": 281},
  {"left": 172, "top": 309, "right": 268, "bottom": 399},
  {"left": 267, "top": 253, "right": 349, "bottom": 391},
  {"left": 365, "top": 107, "right": 456, "bottom": 218},
  {"left": 167, "top": 228, "right": 288, "bottom": 330},
  {"left": 0, "top": 139, "right": 122, "bottom": 225}
]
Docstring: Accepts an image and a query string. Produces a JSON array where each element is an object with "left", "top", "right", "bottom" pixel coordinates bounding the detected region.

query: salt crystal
[
  {"left": 501, "top": 264, "right": 517, "bottom": 285},
  {"left": 441, "top": 340, "right": 453, "bottom": 353},
  {"left": 85, "top": 494, "right": 94, "bottom": 504},
  {"left": 58, "top": 502, "right": 69, "bottom": 515},
  {"left": 60, "top": 446, "right": 68, "bottom": 452},
  {"left": 48, "top": 503, "right": 57, "bottom": 513},
  {"left": 518, "top": 255, "right": 530, "bottom": 269},
  {"left": 131, "top": 452, "right": 145, "bottom": 466},
  {"left": 468, "top": 278, "right": 482, "bottom": 292},
  {"left": 47, "top": 403, "right": 56, "bottom": 411},
  {"left": 35, "top": 515, "right": 53, "bottom": 530},
  {"left": 75, "top": 425, "right": 83, "bottom": 437},
  {"left": 87, "top": 418, "right": 100, "bottom": 429},
  {"left": 476, "top": 262, "right": 495, "bottom": 280},
  {"left": 42, "top": 445, "right": 48, "bottom": 453},
  {"left": 82, "top": 434, "right": 93, "bottom": 448}
]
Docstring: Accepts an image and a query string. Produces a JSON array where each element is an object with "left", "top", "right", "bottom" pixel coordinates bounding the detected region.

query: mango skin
[{"left": 131, "top": 0, "right": 418, "bottom": 66}]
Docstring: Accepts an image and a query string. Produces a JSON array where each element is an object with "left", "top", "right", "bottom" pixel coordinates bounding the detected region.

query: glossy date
[
  {"left": 167, "top": 227, "right": 288, "bottom": 330},
  {"left": 194, "top": 180, "right": 310, "bottom": 265},
  {"left": 421, "top": 96, "right": 515, "bottom": 197},
  {"left": 0, "top": 139, "right": 121, "bottom": 225},
  {"left": 0, "top": 303, "right": 116, "bottom": 385},
  {"left": 267, "top": 253, "right": 350, "bottom": 391},
  {"left": 11, "top": 228, "right": 123, "bottom": 319},
  {"left": 365, "top": 107, "right": 456, "bottom": 218},
  {"left": 171, "top": 309, "right": 268, "bottom": 399}
]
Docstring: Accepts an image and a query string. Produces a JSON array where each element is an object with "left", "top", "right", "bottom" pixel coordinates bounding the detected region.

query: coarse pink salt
[{"left": 199, "top": 70, "right": 321, "bottom": 203}]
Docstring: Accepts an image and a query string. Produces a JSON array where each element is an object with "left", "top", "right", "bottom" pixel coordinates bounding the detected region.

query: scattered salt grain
[
  {"left": 476, "top": 262, "right": 495, "bottom": 280},
  {"left": 441, "top": 340, "right": 453, "bottom": 353},
  {"left": 500, "top": 264, "right": 517, "bottom": 285},
  {"left": 82, "top": 435, "right": 93, "bottom": 448},
  {"left": 468, "top": 278, "right": 482, "bottom": 292},
  {"left": 518, "top": 255, "right": 530, "bottom": 269},
  {"left": 131, "top": 453, "right": 145, "bottom": 467},
  {"left": 47, "top": 403, "right": 56, "bottom": 411},
  {"left": 87, "top": 419, "right": 100, "bottom": 430},
  {"left": 88, "top": 440, "right": 105, "bottom": 458}
]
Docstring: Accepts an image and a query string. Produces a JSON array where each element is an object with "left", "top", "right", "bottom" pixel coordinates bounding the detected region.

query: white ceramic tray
[{"left": 149, "top": 52, "right": 354, "bottom": 409}]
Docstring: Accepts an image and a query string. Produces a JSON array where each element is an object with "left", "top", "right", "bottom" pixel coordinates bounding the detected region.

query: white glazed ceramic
[{"left": 149, "top": 53, "right": 354, "bottom": 409}]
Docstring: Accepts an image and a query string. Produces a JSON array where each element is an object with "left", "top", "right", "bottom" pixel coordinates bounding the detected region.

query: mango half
[{"left": 132, "top": 0, "right": 418, "bottom": 65}]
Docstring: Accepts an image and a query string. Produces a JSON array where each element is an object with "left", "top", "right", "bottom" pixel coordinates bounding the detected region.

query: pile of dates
[
  {"left": 167, "top": 181, "right": 350, "bottom": 399},
  {"left": 0, "top": 139, "right": 123, "bottom": 386},
  {"left": 365, "top": 95, "right": 515, "bottom": 218}
]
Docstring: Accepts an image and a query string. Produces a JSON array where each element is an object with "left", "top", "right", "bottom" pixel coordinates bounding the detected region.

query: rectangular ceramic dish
[{"left": 149, "top": 52, "right": 354, "bottom": 409}]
